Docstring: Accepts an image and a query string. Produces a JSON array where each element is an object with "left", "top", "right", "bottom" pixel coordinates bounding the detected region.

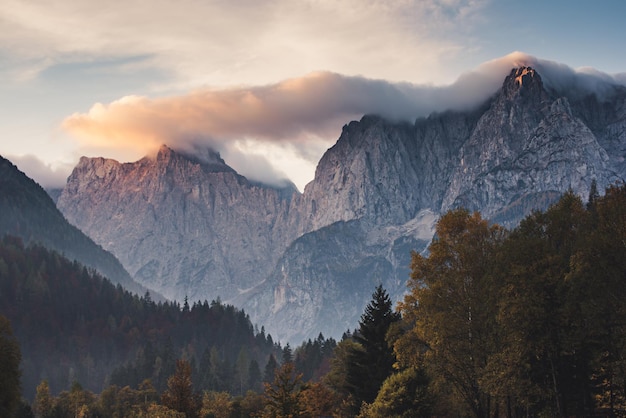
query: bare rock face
[
  {"left": 442, "top": 68, "right": 618, "bottom": 223},
  {"left": 296, "top": 109, "right": 480, "bottom": 233},
  {"left": 57, "top": 66, "right": 626, "bottom": 343},
  {"left": 58, "top": 145, "right": 298, "bottom": 302}
]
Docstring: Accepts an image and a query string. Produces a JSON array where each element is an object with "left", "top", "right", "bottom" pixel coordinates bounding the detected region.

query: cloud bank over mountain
[{"left": 61, "top": 52, "right": 626, "bottom": 189}]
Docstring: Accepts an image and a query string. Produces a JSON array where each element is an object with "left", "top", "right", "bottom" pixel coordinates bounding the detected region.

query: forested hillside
[
  {"left": 0, "top": 237, "right": 284, "bottom": 400},
  {"left": 0, "top": 155, "right": 148, "bottom": 295}
]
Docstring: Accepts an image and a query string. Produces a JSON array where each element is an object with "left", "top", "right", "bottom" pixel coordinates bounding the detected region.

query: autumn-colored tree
[
  {"left": 398, "top": 209, "right": 506, "bottom": 418},
  {"left": 52, "top": 382, "right": 96, "bottom": 418},
  {"left": 300, "top": 382, "right": 341, "bottom": 417},
  {"left": 161, "top": 359, "right": 200, "bottom": 418},
  {"left": 33, "top": 380, "right": 53, "bottom": 418},
  {"left": 141, "top": 403, "right": 185, "bottom": 417},
  {"left": 262, "top": 362, "right": 306, "bottom": 418},
  {"left": 294, "top": 333, "right": 336, "bottom": 382},
  {"left": 358, "top": 367, "right": 432, "bottom": 418},
  {"left": 236, "top": 390, "right": 265, "bottom": 418},
  {"left": 95, "top": 381, "right": 157, "bottom": 418},
  {"left": 200, "top": 391, "right": 233, "bottom": 418}
]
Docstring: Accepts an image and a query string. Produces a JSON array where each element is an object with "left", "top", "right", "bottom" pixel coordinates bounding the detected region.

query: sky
[{"left": 2, "top": 0, "right": 626, "bottom": 191}]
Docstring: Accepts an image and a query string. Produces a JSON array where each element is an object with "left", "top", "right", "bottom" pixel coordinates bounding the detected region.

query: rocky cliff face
[
  {"left": 295, "top": 109, "right": 481, "bottom": 233},
  {"left": 58, "top": 145, "right": 298, "bottom": 302},
  {"left": 57, "top": 67, "right": 626, "bottom": 343},
  {"left": 441, "top": 68, "right": 618, "bottom": 222}
]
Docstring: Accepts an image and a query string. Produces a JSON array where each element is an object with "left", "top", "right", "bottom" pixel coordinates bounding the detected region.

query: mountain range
[{"left": 45, "top": 66, "right": 626, "bottom": 342}]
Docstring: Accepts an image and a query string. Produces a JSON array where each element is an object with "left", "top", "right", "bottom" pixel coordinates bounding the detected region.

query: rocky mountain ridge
[
  {"left": 56, "top": 66, "right": 626, "bottom": 342},
  {"left": 58, "top": 146, "right": 298, "bottom": 302}
]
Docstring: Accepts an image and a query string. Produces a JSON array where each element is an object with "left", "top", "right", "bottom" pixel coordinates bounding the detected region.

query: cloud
[
  {"left": 62, "top": 52, "right": 626, "bottom": 189},
  {"left": 0, "top": 0, "right": 485, "bottom": 87},
  {"left": 7, "top": 154, "right": 73, "bottom": 189}
]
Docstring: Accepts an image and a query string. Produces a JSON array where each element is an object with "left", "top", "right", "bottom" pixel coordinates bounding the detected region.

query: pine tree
[
  {"left": 264, "top": 354, "right": 278, "bottom": 383},
  {"left": 281, "top": 344, "right": 293, "bottom": 364},
  {"left": 347, "top": 285, "right": 401, "bottom": 406},
  {"left": 249, "top": 359, "right": 263, "bottom": 392},
  {"left": 235, "top": 347, "right": 250, "bottom": 395}
]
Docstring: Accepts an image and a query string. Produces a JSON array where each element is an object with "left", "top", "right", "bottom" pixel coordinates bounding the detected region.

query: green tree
[
  {"left": 347, "top": 285, "right": 401, "bottom": 407},
  {"left": 248, "top": 359, "right": 262, "bottom": 392},
  {"left": 264, "top": 354, "right": 278, "bottom": 383},
  {"left": 0, "top": 315, "right": 22, "bottom": 417},
  {"left": 161, "top": 359, "right": 200, "bottom": 418},
  {"left": 325, "top": 338, "right": 362, "bottom": 411},
  {"left": 234, "top": 347, "right": 250, "bottom": 395},
  {"left": 282, "top": 344, "right": 293, "bottom": 364},
  {"left": 398, "top": 209, "right": 505, "bottom": 418},
  {"left": 490, "top": 192, "right": 593, "bottom": 417},
  {"left": 567, "top": 184, "right": 626, "bottom": 414}
]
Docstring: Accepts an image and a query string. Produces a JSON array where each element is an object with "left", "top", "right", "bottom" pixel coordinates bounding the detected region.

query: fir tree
[
  {"left": 264, "top": 354, "right": 278, "bottom": 383},
  {"left": 348, "top": 285, "right": 401, "bottom": 406}
]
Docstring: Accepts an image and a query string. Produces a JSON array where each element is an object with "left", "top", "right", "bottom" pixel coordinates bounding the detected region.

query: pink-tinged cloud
[
  {"left": 62, "top": 52, "right": 626, "bottom": 188},
  {"left": 62, "top": 72, "right": 402, "bottom": 150}
]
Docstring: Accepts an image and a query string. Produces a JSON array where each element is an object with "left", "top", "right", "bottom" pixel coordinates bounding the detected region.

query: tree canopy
[{"left": 395, "top": 186, "right": 626, "bottom": 417}]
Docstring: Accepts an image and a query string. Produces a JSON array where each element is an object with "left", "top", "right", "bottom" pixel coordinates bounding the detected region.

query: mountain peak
[
  {"left": 500, "top": 66, "right": 548, "bottom": 103},
  {"left": 513, "top": 67, "right": 539, "bottom": 87},
  {"left": 156, "top": 143, "right": 174, "bottom": 159},
  {"left": 154, "top": 144, "right": 234, "bottom": 173}
]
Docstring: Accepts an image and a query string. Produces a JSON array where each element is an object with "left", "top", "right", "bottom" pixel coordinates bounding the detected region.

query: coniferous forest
[{"left": 2, "top": 182, "right": 626, "bottom": 417}]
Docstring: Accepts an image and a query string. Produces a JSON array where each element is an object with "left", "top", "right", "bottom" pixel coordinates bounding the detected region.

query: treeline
[
  {"left": 0, "top": 236, "right": 335, "bottom": 401},
  {"left": 388, "top": 182, "right": 626, "bottom": 417}
]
